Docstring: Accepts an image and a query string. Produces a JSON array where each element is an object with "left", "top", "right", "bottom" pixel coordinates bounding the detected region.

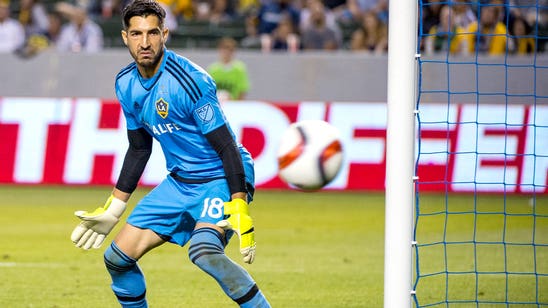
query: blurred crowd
[
  {"left": 422, "top": 0, "right": 547, "bottom": 56},
  {"left": 0, "top": 0, "right": 546, "bottom": 56},
  {"left": 0, "top": 0, "right": 104, "bottom": 56}
]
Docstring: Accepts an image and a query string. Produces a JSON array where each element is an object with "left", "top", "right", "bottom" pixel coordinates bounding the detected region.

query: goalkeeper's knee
[
  {"left": 189, "top": 228, "right": 270, "bottom": 307},
  {"left": 104, "top": 242, "right": 147, "bottom": 307},
  {"left": 188, "top": 228, "right": 228, "bottom": 271}
]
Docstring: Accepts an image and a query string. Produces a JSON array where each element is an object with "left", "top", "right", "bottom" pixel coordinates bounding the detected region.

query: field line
[
  {"left": 0, "top": 262, "right": 66, "bottom": 268},
  {"left": 0, "top": 262, "right": 16, "bottom": 267}
]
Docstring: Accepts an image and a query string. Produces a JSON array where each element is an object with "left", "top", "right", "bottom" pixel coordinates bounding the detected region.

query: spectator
[
  {"left": 0, "top": 0, "right": 25, "bottom": 53},
  {"left": 17, "top": 0, "right": 49, "bottom": 38},
  {"left": 241, "top": 15, "right": 262, "bottom": 49},
  {"left": 343, "top": 0, "right": 388, "bottom": 24},
  {"left": 424, "top": 5, "right": 467, "bottom": 55},
  {"left": 256, "top": 0, "right": 300, "bottom": 35},
  {"left": 156, "top": 0, "right": 178, "bottom": 29},
  {"left": 237, "top": 0, "right": 259, "bottom": 16},
  {"left": 193, "top": 0, "right": 213, "bottom": 21},
  {"left": 16, "top": 12, "right": 63, "bottom": 58},
  {"left": 509, "top": 0, "right": 545, "bottom": 29},
  {"left": 422, "top": 0, "right": 444, "bottom": 35},
  {"left": 323, "top": 0, "right": 348, "bottom": 21},
  {"left": 55, "top": 2, "right": 104, "bottom": 53},
  {"left": 488, "top": 0, "right": 514, "bottom": 25},
  {"left": 101, "top": 0, "right": 116, "bottom": 19},
  {"left": 45, "top": 11, "right": 63, "bottom": 44},
  {"left": 266, "top": 15, "right": 300, "bottom": 52},
  {"left": 171, "top": 0, "right": 194, "bottom": 20},
  {"left": 509, "top": 15, "right": 535, "bottom": 54},
  {"left": 146, "top": 0, "right": 193, "bottom": 21},
  {"left": 301, "top": 0, "right": 340, "bottom": 50},
  {"left": 158, "top": 0, "right": 194, "bottom": 21},
  {"left": 465, "top": 4, "right": 508, "bottom": 55},
  {"left": 349, "top": 10, "right": 387, "bottom": 53},
  {"left": 207, "top": 37, "right": 250, "bottom": 100},
  {"left": 452, "top": 0, "right": 477, "bottom": 29},
  {"left": 209, "top": 0, "right": 237, "bottom": 23},
  {"left": 537, "top": 6, "right": 548, "bottom": 52},
  {"left": 83, "top": 0, "right": 129, "bottom": 19},
  {"left": 300, "top": 0, "right": 341, "bottom": 43},
  {"left": 191, "top": 0, "right": 238, "bottom": 23}
]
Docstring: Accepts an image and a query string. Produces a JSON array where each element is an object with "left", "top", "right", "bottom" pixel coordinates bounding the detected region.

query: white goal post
[{"left": 384, "top": 0, "right": 418, "bottom": 307}]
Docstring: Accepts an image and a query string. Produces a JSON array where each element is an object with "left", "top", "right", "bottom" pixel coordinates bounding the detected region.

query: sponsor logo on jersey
[
  {"left": 155, "top": 98, "right": 169, "bottom": 118},
  {"left": 146, "top": 122, "right": 182, "bottom": 136},
  {"left": 196, "top": 103, "right": 214, "bottom": 123}
]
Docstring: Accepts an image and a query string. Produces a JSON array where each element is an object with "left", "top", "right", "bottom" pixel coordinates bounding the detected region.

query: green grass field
[
  {"left": 414, "top": 193, "right": 548, "bottom": 306},
  {"left": 0, "top": 185, "right": 379, "bottom": 308},
  {"left": 0, "top": 185, "right": 545, "bottom": 307}
]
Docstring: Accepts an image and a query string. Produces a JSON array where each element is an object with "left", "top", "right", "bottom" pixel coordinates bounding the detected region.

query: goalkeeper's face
[{"left": 122, "top": 15, "right": 168, "bottom": 76}]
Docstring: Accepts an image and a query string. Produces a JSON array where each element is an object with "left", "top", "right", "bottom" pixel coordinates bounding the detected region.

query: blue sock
[
  {"left": 189, "top": 228, "right": 271, "bottom": 308},
  {"left": 104, "top": 242, "right": 147, "bottom": 308}
]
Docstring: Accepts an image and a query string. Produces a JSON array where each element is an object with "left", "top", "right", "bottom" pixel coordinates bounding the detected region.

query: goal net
[{"left": 412, "top": 0, "right": 548, "bottom": 306}]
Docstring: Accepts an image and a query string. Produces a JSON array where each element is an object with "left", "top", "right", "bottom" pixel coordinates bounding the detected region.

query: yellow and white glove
[
  {"left": 70, "top": 195, "right": 126, "bottom": 250},
  {"left": 217, "top": 198, "right": 256, "bottom": 264}
]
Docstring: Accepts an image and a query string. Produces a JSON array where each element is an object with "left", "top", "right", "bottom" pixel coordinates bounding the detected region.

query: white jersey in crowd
[
  {"left": 0, "top": 18, "right": 24, "bottom": 53},
  {"left": 56, "top": 19, "right": 104, "bottom": 53}
]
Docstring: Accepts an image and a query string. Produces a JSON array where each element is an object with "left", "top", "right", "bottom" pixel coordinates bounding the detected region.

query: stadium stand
[{"left": 97, "top": 17, "right": 247, "bottom": 49}]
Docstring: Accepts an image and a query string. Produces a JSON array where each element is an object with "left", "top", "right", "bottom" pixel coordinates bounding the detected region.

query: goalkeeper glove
[
  {"left": 70, "top": 195, "right": 126, "bottom": 250},
  {"left": 216, "top": 198, "right": 256, "bottom": 264}
]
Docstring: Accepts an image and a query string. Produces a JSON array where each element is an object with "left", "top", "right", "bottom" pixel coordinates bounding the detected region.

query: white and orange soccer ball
[{"left": 277, "top": 120, "right": 344, "bottom": 191}]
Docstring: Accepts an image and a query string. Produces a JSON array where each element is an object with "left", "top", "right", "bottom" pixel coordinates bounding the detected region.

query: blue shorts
[{"left": 127, "top": 163, "right": 255, "bottom": 247}]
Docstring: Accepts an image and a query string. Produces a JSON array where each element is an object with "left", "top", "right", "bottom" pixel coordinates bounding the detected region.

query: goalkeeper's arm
[
  {"left": 205, "top": 124, "right": 247, "bottom": 198},
  {"left": 70, "top": 128, "right": 152, "bottom": 249},
  {"left": 205, "top": 125, "right": 256, "bottom": 264},
  {"left": 114, "top": 127, "right": 154, "bottom": 195}
]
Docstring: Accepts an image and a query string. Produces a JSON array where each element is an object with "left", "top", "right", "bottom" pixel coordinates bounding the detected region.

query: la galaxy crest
[{"left": 155, "top": 98, "right": 169, "bottom": 118}]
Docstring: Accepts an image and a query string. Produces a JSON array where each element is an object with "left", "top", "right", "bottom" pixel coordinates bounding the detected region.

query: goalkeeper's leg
[
  {"left": 189, "top": 227, "right": 271, "bottom": 308},
  {"left": 104, "top": 242, "right": 147, "bottom": 308}
]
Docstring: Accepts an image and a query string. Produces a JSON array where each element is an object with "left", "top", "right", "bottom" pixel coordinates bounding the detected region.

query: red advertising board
[{"left": 0, "top": 98, "right": 546, "bottom": 193}]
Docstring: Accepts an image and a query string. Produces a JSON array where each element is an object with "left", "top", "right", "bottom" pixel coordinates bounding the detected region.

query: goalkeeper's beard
[{"left": 133, "top": 47, "right": 164, "bottom": 71}]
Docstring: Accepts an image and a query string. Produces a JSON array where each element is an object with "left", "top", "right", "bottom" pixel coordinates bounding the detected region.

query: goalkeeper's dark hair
[{"left": 122, "top": 0, "right": 166, "bottom": 30}]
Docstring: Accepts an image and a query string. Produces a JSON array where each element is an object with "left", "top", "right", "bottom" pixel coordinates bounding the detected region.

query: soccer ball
[{"left": 277, "top": 120, "right": 344, "bottom": 191}]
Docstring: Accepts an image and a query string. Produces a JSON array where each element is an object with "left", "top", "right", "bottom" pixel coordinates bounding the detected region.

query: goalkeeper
[{"left": 70, "top": 1, "right": 270, "bottom": 307}]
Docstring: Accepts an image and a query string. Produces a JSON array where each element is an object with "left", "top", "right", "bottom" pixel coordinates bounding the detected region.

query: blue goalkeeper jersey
[{"left": 115, "top": 49, "right": 249, "bottom": 180}]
